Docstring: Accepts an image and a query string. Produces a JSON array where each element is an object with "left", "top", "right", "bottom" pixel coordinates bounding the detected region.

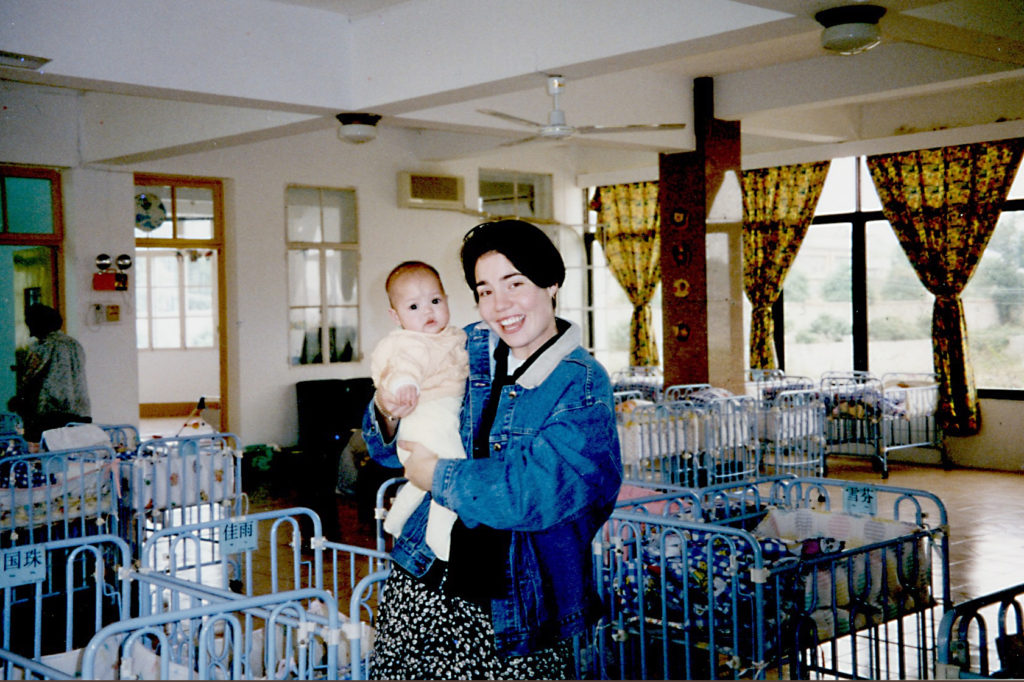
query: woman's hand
[{"left": 398, "top": 439, "right": 439, "bottom": 491}]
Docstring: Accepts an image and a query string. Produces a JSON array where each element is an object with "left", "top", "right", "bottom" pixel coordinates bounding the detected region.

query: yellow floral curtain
[
  {"left": 866, "top": 138, "right": 1024, "bottom": 436},
  {"left": 592, "top": 182, "right": 661, "bottom": 366},
  {"left": 741, "top": 161, "right": 831, "bottom": 370}
]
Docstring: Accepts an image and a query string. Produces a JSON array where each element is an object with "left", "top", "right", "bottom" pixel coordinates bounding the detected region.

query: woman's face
[{"left": 473, "top": 251, "right": 558, "bottom": 359}]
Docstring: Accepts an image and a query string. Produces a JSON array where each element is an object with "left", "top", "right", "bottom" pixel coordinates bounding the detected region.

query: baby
[{"left": 370, "top": 261, "right": 468, "bottom": 560}]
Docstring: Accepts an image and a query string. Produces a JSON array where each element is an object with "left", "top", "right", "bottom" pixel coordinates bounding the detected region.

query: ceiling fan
[
  {"left": 813, "top": 3, "right": 1024, "bottom": 65},
  {"left": 478, "top": 75, "right": 687, "bottom": 147}
]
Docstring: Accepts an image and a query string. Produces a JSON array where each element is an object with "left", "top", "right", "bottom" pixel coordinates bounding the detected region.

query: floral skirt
[{"left": 367, "top": 566, "right": 574, "bottom": 680}]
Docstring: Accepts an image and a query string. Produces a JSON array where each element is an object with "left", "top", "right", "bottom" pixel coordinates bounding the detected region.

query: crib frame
[
  {"left": 618, "top": 397, "right": 760, "bottom": 488},
  {"left": 121, "top": 432, "right": 245, "bottom": 553},
  {"left": 138, "top": 505, "right": 390, "bottom": 678},
  {"left": 758, "top": 389, "right": 828, "bottom": 478},
  {"left": 0, "top": 443, "right": 120, "bottom": 547},
  {"left": 936, "top": 582, "right": 1024, "bottom": 679},
  {"left": 820, "top": 371, "right": 947, "bottom": 478},
  {"left": 0, "top": 533, "right": 132, "bottom": 678},
  {"left": 611, "top": 366, "right": 664, "bottom": 402},
  {"left": 0, "top": 412, "right": 23, "bottom": 439},
  {"left": 586, "top": 476, "right": 951, "bottom": 680}
]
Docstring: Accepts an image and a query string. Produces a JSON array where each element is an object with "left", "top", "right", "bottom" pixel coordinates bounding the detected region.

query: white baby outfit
[{"left": 370, "top": 325, "right": 468, "bottom": 560}]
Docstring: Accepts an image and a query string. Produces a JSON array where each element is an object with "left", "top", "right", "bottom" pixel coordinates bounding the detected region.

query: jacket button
[
  {"left": 509, "top": 390, "right": 517, "bottom": 398},
  {"left": 493, "top": 443, "right": 502, "bottom": 451}
]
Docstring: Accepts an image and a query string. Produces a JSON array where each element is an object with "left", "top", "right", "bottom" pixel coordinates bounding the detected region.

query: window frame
[
  {"left": 777, "top": 156, "right": 1024, "bottom": 400},
  {"left": 133, "top": 173, "right": 224, "bottom": 353},
  {"left": 285, "top": 184, "right": 361, "bottom": 366}
]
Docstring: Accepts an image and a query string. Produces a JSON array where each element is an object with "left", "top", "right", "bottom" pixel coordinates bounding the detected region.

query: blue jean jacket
[{"left": 363, "top": 319, "right": 622, "bottom": 656}]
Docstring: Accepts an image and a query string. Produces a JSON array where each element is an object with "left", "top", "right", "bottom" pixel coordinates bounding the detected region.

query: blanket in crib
[
  {"left": 125, "top": 448, "right": 237, "bottom": 512},
  {"left": 0, "top": 458, "right": 113, "bottom": 528},
  {"left": 615, "top": 507, "right": 932, "bottom": 655}
]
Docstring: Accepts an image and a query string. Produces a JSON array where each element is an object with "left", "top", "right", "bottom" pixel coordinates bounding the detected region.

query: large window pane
[
  {"left": 327, "top": 306, "right": 359, "bottom": 362},
  {"left": 321, "top": 189, "right": 358, "bottom": 243},
  {"left": 176, "top": 187, "right": 214, "bottom": 239},
  {"left": 866, "top": 220, "right": 932, "bottom": 374},
  {"left": 288, "top": 250, "right": 320, "bottom": 306},
  {"left": 325, "top": 250, "right": 358, "bottom": 305},
  {"left": 859, "top": 157, "right": 883, "bottom": 212},
  {"left": 185, "top": 317, "right": 214, "bottom": 348},
  {"left": 814, "top": 157, "right": 857, "bottom": 216},
  {"left": 151, "top": 254, "right": 179, "bottom": 287},
  {"left": 5, "top": 177, "right": 54, "bottom": 234},
  {"left": 964, "top": 209, "right": 1024, "bottom": 388},
  {"left": 783, "top": 223, "right": 853, "bottom": 375},
  {"left": 286, "top": 187, "right": 323, "bottom": 242},
  {"left": 290, "top": 308, "right": 322, "bottom": 365},
  {"left": 151, "top": 318, "right": 180, "bottom": 348}
]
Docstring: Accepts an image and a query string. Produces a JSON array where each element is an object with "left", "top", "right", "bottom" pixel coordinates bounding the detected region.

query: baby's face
[{"left": 388, "top": 270, "right": 451, "bottom": 334}]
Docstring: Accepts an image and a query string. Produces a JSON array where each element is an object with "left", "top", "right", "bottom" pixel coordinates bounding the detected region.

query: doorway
[
  {"left": 133, "top": 174, "right": 227, "bottom": 437},
  {"left": 1, "top": 165, "right": 63, "bottom": 423}
]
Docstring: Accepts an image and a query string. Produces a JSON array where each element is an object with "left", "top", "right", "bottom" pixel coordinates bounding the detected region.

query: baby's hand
[{"left": 394, "top": 384, "right": 419, "bottom": 411}]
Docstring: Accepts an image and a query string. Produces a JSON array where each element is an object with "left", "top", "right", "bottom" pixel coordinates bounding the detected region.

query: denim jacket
[{"left": 363, "top": 319, "right": 622, "bottom": 656}]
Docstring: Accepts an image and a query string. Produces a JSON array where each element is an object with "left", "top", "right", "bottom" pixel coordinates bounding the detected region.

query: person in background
[
  {"left": 12, "top": 304, "right": 91, "bottom": 443},
  {"left": 370, "top": 260, "right": 468, "bottom": 561},
  {"left": 363, "top": 219, "right": 622, "bottom": 679}
]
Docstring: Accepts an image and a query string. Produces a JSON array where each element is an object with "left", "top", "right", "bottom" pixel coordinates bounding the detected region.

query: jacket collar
[{"left": 472, "top": 318, "right": 581, "bottom": 390}]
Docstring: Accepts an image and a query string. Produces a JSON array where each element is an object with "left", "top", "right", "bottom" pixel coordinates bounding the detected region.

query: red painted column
[{"left": 659, "top": 77, "right": 741, "bottom": 388}]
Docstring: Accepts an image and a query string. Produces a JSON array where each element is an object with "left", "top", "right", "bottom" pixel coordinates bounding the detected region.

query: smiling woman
[{"left": 363, "top": 218, "right": 623, "bottom": 679}]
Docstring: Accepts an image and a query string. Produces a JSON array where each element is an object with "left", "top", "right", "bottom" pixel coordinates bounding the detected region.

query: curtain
[
  {"left": 866, "top": 138, "right": 1024, "bottom": 436},
  {"left": 741, "top": 161, "right": 831, "bottom": 370},
  {"left": 592, "top": 182, "right": 661, "bottom": 366}
]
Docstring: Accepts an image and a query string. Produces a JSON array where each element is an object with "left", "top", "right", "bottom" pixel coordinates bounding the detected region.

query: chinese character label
[
  {"left": 221, "top": 520, "right": 257, "bottom": 553},
  {"left": 843, "top": 485, "right": 877, "bottom": 517},
  {"left": 0, "top": 547, "right": 47, "bottom": 587}
]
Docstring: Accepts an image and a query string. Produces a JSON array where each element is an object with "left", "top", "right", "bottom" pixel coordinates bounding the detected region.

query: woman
[
  {"left": 362, "top": 219, "right": 622, "bottom": 679},
  {"left": 12, "top": 304, "right": 91, "bottom": 443}
]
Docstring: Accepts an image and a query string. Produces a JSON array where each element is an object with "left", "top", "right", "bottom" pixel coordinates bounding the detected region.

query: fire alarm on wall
[{"left": 92, "top": 272, "right": 128, "bottom": 291}]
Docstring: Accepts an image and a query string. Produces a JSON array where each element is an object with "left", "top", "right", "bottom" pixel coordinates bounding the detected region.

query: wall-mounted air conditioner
[{"left": 397, "top": 171, "right": 464, "bottom": 210}]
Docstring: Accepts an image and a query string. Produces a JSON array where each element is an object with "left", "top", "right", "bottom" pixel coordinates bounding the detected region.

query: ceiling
[{"left": 3, "top": 0, "right": 1023, "bottom": 176}]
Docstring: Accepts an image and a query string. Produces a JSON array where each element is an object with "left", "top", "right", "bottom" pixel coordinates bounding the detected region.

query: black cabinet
[{"left": 295, "top": 377, "right": 375, "bottom": 453}]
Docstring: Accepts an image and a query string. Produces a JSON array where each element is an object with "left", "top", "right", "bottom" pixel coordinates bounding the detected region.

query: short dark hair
[
  {"left": 384, "top": 261, "right": 443, "bottom": 306},
  {"left": 25, "top": 304, "right": 62, "bottom": 336},
  {"left": 460, "top": 219, "right": 565, "bottom": 300}
]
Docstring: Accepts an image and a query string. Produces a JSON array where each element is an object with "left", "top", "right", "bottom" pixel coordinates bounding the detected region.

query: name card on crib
[
  {"left": 0, "top": 546, "right": 46, "bottom": 587},
  {"left": 220, "top": 519, "right": 258, "bottom": 553},
  {"left": 843, "top": 485, "right": 878, "bottom": 517}
]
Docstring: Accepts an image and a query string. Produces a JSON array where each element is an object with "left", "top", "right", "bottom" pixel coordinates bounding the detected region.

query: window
[
  {"left": 134, "top": 176, "right": 222, "bottom": 351},
  {"left": 135, "top": 249, "right": 217, "bottom": 349},
  {"left": 963, "top": 168, "right": 1024, "bottom": 390},
  {"left": 286, "top": 186, "right": 359, "bottom": 365},
  {"left": 578, "top": 190, "right": 663, "bottom": 372},
  {"left": 478, "top": 169, "right": 553, "bottom": 220},
  {"left": 780, "top": 155, "right": 1024, "bottom": 392}
]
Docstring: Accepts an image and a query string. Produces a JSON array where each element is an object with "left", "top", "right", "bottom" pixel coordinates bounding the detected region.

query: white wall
[
  {"left": 129, "top": 125, "right": 586, "bottom": 446},
  {"left": 63, "top": 167, "right": 140, "bottom": 428},
  {"left": 138, "top": 349, "right": 219, "bottom": 404}
]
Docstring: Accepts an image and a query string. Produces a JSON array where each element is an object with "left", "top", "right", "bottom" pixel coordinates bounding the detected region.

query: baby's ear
[{"left": 387, "top": 307, "right": 402, "bottom": 326}]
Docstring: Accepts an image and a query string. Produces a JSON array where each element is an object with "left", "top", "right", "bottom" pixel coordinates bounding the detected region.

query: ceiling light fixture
[
  {"left": 815, "top": 4, "right": 887, "bottom": 55},
  {"left": 0, "top": 50, "right": 51, "bottom": 70},
  {"left": 336, "top": 113, "right": 382, "bottom": 144}
]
